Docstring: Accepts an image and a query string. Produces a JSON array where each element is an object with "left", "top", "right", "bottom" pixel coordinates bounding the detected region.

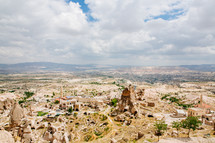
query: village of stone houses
[{"left": 0, "top": 73, "right": 215, "bottom": 143}]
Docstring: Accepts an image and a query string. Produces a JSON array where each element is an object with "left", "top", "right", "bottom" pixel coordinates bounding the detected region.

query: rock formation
[
  {"left": 136, "top": 88, "right": 145, "bottom": 100},
  {"left": 9, "top": 102, "right": 25, "bottom": 128},
  {"left": 0, "top": 130, "right": 15, "bottom": 143},
  {"left": 0, "top": 98, "right": 14, "bottom": 113},
  {"left": 118, "top": 88, "right": 137, "bottom": 115},
  {"left": 43, "top": 123, "right": 57, "bottom": 142},
  {"left": 22, "top": 125, "right": 33, "bottom": 143}
]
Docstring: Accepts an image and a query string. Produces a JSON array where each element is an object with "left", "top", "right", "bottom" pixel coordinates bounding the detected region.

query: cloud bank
[{"left": 0, "top": 0, "right": 215, "bottom": 66}]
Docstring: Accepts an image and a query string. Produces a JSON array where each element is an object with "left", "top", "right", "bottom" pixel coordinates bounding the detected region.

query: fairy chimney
[{"left": 9, "top": 102, "right": 25, "bottom": 127}]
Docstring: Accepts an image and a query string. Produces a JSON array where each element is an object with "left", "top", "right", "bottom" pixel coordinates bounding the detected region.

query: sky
[{"left": 0, "top": 0, "right": 215, "bottom": 66}]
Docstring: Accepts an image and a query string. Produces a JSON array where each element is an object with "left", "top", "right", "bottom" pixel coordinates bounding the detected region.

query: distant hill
[
  {"left": 0, "top": 62, "right": 117, "bottom": 74},
  {"left": 180, "top": 64, "right": 215, "bottom": 72},
  {"left": 0, "top": 62, "right": 214, "bottom": 74}
]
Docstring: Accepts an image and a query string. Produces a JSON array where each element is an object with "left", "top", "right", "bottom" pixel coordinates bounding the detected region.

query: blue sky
[
  {"left": 68, "top": 0, "right": 184, "bottom": 22},
  {"left": 145, "top": 9, "right": 185, "bottom": 22},
  {"left": 67, "top": 0, "right": 89, "bottom": 13},
  {"left": 67, "top": 0, "right": 96, "bottom": 21}
]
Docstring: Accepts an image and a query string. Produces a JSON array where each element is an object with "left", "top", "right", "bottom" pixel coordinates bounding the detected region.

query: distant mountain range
[
  {"left": 180, "top": 64, "right": 215, "bottom": 72},
  {"left": 0, "top": 62, "right": 214, "bottom": 74}
]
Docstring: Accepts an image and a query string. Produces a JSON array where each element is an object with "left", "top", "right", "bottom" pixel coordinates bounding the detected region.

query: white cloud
[{"left": 0, "top": 0, "right": 215, "bottom": 65}]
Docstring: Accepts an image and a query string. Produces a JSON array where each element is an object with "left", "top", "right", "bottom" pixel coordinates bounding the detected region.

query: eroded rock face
[
  {"left": 9, "top": 102, "right": 25, "bottom": 127},
  {"left": 22, "top": 125, "right": 33, "bottom": 143},
  {"left": 43, "top": 123, "right": 57, "bottom": 142},
  {"left": 0, "top": 98, "right": 14, "bottom": 113},
  {"left": 44, "top": 131, "right": 53, "bottom": 142},
  {"left": 118, "top": 88, "right": 137, "bottom": 115},
  {"left": 136, "top": 88, "right": 145, "bottom": 100}
]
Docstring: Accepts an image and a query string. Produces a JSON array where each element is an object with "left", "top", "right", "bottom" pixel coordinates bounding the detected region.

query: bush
[
  {"left": 24, "top": 91, "right": 34, "bottom": 98},
  {"left": 100, "top": 114, "right": 107, "bottom": 121},
  {"left": 111, "top": 98, "right": 118, "bottom": 107},
  {"left": 84, "top": 135, "right": 92, "bottom": 142},
  {"left": 68, "top": 107, "right": 73, "bottom": 113},
  {"left": 18, "top": 100, "right": 25, "bottom": 104},
  {"left": 104, "top": 127, "right": 109, "bottom": 131},
  {"left": 54, "top": 100, "right": 60, "bottom": 104},
  {"left": 90, "top": 82, "right": 101, "bottom": 85},
  {"left": 161, "top": 94, "right": 170, "bottom": 100},
  {"left": 94, "top": 130, "right": 103, "bottom": 136},
  {"left": 169, "top": 97, "right": 179, "bottom": 103}
]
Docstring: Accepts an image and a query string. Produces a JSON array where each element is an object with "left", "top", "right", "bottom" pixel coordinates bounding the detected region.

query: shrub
[
  {"left": 104, "top": 127, "right": 109, "bottom": 131},
  {"left": 18, "top": 100, "right": 25, "bottom": 104},
  {"left": 100, "top": 114, "right": 107, "bottom": 121},
  {"left": 161, "top": 94, "right": 170, "bottom": 100},
  {"left": 24, "top": 91, "right": 34, "bottom": 98},
  {"left": 68, "top": 107, "right": 73, "bottom": 113},
  {"left": 54, "top": 100, "right": 60, "bottom": 104},
  {"left": 94, "top": 130, "right": 103, "bottom": 136},
  {"left": 111, "top": 98, "right": 118, "bottom": 107},
  {"left": 84, "top": 135, "right": 92, "bottom": 142},
  {"left": 169, "top": 97, "right": 179, "bottom": 103}
]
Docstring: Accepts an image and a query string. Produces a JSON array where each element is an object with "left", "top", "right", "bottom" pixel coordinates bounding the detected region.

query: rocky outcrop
[
  {"left": 0, "top": 130, "right": 15, "bottom": 143},
  {"left": 43, "top": 123, "right": 57, "bottom": 142},
  {"left": 0, "top": 98, "right": 14, "bottom": 113},
  {"left": 118, "top": 88, "right": 137, "bottom": 115},
  {"left": 136, "top": 88, "right": 145, "bottom": 100},
  {"left": 9, "top": 102, "right": 25, "bottom": 127},
  {"left": 22, "top": 126, "right": 33, "bottom": 143}
]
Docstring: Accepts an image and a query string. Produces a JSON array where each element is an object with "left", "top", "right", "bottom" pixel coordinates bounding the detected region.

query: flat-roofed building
[{"left": 188, "top": 108, "right": 204, "bottom": 117}]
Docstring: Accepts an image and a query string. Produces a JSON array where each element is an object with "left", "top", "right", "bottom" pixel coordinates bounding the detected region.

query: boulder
[
  {"left": 0, "top": 130, "right": 15, "bottom": 143},
  {"left": 114, "top": 114, "right": 125, "bottom": 122},
  {"left": 22, "top": 126, "right": 33, "bottom": 143},
  {"left": 53, "top": 132, "right": 63, "bottom": 141},
  {"left": 137, "top": 132, "right": 144, "bottom": 139},
  {"left": 0, "top": 98, "right": 14, "bottom": 113},
  {"left": 43, "top": 132, "right": 53, "bottom": 142},
  {"left": 110, "top": 138, "right": 117, "bottom": 143}
]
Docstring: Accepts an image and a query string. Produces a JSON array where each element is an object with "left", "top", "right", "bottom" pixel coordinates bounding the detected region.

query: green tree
[
  {"left": 181, "top": 116, "right": 202, "bottom": 137},
  {"left": 154, "top": 120, "right": 167, "bottom": 141},
  {"left": 68, "top": 106, "right": 73, "bottom": 113},
  {"left": 24, "top": 91, "right": 34, "bottom": 98},
  {"left": 54, "top": 100, "right": 60, "bottom": 104},
  {"left": 172, "top": 121, "right": 181, "bottom": 137}
]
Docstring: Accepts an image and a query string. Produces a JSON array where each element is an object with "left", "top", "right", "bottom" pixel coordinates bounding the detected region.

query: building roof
[
  {"left": 189, "top": 108, "right": 203, "bottom": 111},
  {"left": 66, "top": 96, "right": 76, "bottom": 98},
  {"left": 176, "top": 109, "right": 186, "bottom": 114},
  {"left": 194, "top": 103, "right": 211, "bottom": 109}
]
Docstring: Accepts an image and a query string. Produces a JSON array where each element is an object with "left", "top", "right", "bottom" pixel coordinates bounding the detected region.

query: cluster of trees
[
  {"left": 18, "top": 91, "right": 35, "bottom": 104},
  {"left": 154, "top": 116, "right": 202, "bottom": 141},
  {"left": 161, "top": 94, "right": 193, "bottom": 109}
]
